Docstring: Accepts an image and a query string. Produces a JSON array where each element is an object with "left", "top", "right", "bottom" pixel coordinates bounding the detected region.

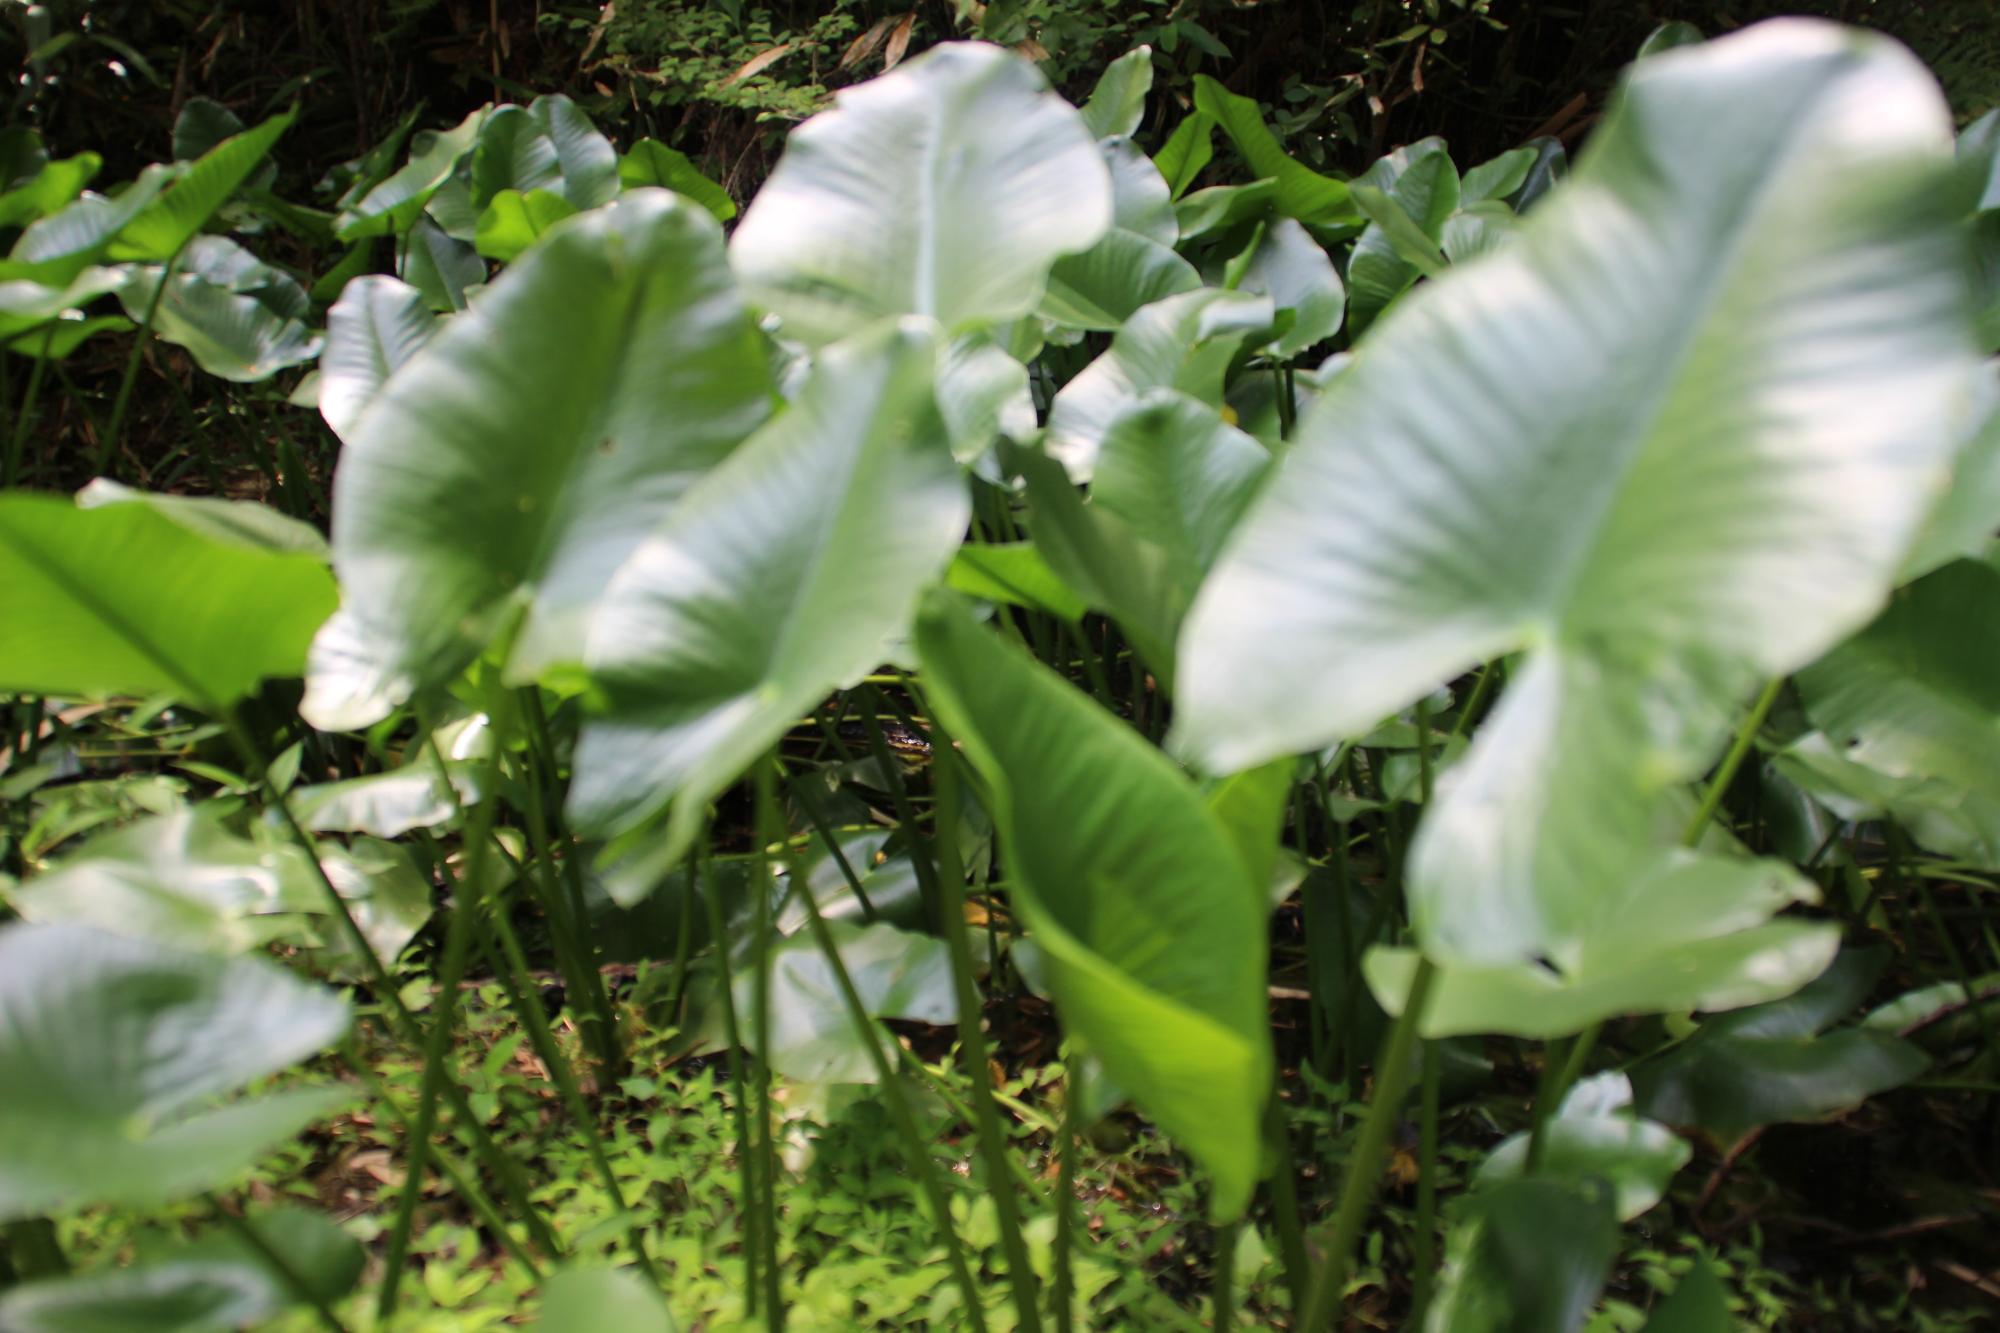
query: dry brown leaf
[
  {"left": 840, "top": 16, "right": 894, "bottom": 71},
  {"left": 882, "top": 14, "right": 918, "bottom": 72},
  {"left": 724, "top": 42, "right": 796, "bottom": 87}
]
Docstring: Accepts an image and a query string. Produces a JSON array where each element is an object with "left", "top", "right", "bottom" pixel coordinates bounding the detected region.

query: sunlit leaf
[
  {"left": 110, "top": 109, "right": 293, "bottom": 262},
  {"left": 736, "top": 920, "right": 955, "bottom": 1084},
  {"left": 620, "top": 139, "right": 735, "bottom": 222},
  {"left": 1191, "top": 75, "right": 1355, "bottom": 225},
  {"left": 1477, "top": 1073, "right": 1690, "bottom": 1220},
  {"left": 1079, "top": 46, "right": 1153, "bottom": 141},
  {"left": 568, "top": 321, "right": 967, "bottom": 867},
  {"left": 119, "top": 237, "right": 322, "bottom": 382},
  {"left": 317, "top": 274, "right": 438, "bottom": 443},
  {"left": 469, "top": 95, "right": 619, "bottom": 213},
  {"left": 730, "top": 42, "right": 1111, "bottom": 346},
  {"left": 304, "top": 190, "right": 773, "bottom": 731},
  {"left": 0, "top": 488, "right": 337, "bottom": 708}
]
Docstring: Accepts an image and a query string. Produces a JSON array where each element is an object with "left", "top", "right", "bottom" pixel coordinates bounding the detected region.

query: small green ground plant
[{"left": 4, "top": 14, "right": 2000, "bottom": 1331}]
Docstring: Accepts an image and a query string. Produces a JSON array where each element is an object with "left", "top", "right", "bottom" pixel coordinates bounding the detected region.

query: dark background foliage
[{"left": 8, "top": 1, "right": 1997, "bottom": 217}]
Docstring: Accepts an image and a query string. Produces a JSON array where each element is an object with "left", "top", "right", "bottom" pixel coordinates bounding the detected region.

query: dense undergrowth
[{"left": 5, "top": 3, "right": 2000, "bottom": 1330}]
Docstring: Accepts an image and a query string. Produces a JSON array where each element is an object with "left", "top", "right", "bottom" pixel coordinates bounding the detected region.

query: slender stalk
[
  {"left": 931, "top": 745, "right": 1042, "bottom": 1332},
  {"left": 1299, "top": 955, "right": 1437, "bottom": 1330},
  {"left": 517, "top": 692, "right": 623, "bottom": 1071},
  {"left": 789, "top": 774, "right": 877, "bottom": 921},
  {"left": 476, "top": 871, "right": 661, "bottom": 1283},
  {"left": 1413, "top": 697, "right": 1435, "bottom": 804},
  {"left": 779, "top": 768, "right": 992, "bottom": 1333},
  {"left": 2, "top": 321, "right": 55, "bottom": 487},
  {"left": 1052, "top": 1076, "right": 1080, "bottom": 1333},
  {"left": 230, "top": 713, "right": 557, "bottom": 1254},
  {"left": 1213, "top": 1219, "right": 1240, "bottom": 1330},
  {"left": 97, "top": 241, "right": 187, "bottom": 480},
  {"left": 1263, "top": 1087, "right": 1311, "bottom": 1314},
  {"left": 751, "top": 760, "right": 786, "bottom": 1327},
  {"left": 1444, "top": 663, "right": 1497, "bottom": 747},
  {"left": 377, "top": 712, "right": 508, "bottom": 1320},
  {"left": 1409, "top": 1041, "right": 1442, "bottom": 1325},
  {"left": 696, "top": 834, "right": 762, "bottom": 1315},
  {"left": 206, "top": 1194, "right": 347, "bottom": 1333},
  {"left": 1679, "top": 676, "right": 1784, "bottom": 848}
]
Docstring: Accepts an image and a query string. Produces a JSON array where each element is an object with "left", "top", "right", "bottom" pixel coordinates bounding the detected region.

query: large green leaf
[
  {"left": 1422, "top": 1178, "right": 1621, "bottom": 1333},
  {"left": 1476, "top": 1073, "right": 1690, "bottom": 1220},
  {"left": 0, "top": 150, "right": 99, "bottom": 229},
  {"left": 119, "top": 237, "right": 322, "bottom": 382},
  {"left": 735, "top": 920, "right": 955, "bottom": 1084},
  {"left": 619, "top": 140, "right": 735, "bottom": 222},
  {"left": 567, "top": 321, "right": 967, "bottom": 864},
  {"left": 1190, "top": 75, "right": 1355, "bottom": 225},
  {"left": 1044, "top": 287, "right": 1270, "bottom": 481},
  {"left": 1234, "top": 217, "right": 1344, "bottom": 357},
  {"left": 1, "top": 170, "right": 170, "bottom": 286},
  {"left": 915, "top": 590, "right": 1270, "bottom": 1220},
  {"left": 1176, "top": 24, "right": 1983, "bottom": 988},
  {"left": 729, "top": 42, "right": 1110, "bottom": 346},
  {"left": 303, "top": 190, "right": 773, "bottom": 731},
  {"left": 0, "top": 923, "right": 351, "bottom": 1219},
  {"left": 108, "top": 109, "right": 294, "bottom": 262},
  {"left": 317, "top": 274, "right": 438, "bottom": 443},
  {"left": 1078, "top": 46, "right": 1153, "bottom": 141},
  {"left": 474, "top": 187, "right": 579, "bottom": 262},
  {"left": 0, "top": 489, "right": 337, "bottom": 709},
  {"left": 1790, "top": 556, "right": 2000, "bottom": 866},
  {"left": 1345, "top": 138, "right": 1458, "bottom": 331},
  {"left": 469, "top": 95, "right": 619, "bottom": 213},
  {"left": 336, "top": 106, "right": 490, "bottom": 240}
]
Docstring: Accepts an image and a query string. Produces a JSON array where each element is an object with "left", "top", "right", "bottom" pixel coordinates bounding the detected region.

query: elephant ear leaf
[
  {"left": 1176, "top": 24, "right": 1983, "bottom": 1021},
  {"left": 304, "top": 190, "right": 774, "bottom": 731},
  {"left": 729, "top": 42, "right": 1111, "bottom": 346},
  {"left": 916, "top": 590, "right": 1270, "bottom": 1221}
]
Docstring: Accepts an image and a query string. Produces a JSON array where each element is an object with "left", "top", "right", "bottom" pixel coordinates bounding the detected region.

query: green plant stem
[
  {"left": 229, "top": 714, "right": 556, "bottom": 1256},
  {"left": 751, "top": 759, "right": 785, "bottom": 1328},
  {"left": 695, "top": 833, "right": 763, "bottom": 1316},
  {"left": 857, "top": 686, "right": 943, "bottom": 930},
  {"left": 1213, "top": 1219, "right": 1240, "bottom": 1330},
  {"left": 97, "top": 242, "right": 185, "bottom": 480},
  {"left": 518, "top": 691, "right": 624, "bottom": 1071},
  {"left": 1409, "top": 1039, "right": 1442, "bottom": 1324},
  {"left": 1444, "top": 663, "right": 1497, "bottom": 747},
  {"left": 1262, "top": 1090, "right": 1311, "bottom": 1315},
  {"left": 1413, "top": 696, "right": 1435, "bottom": 804},
  {"left": 205, "top": 1194, "right": 347, "bottom": 1333},
  {"left": 1053, "top": 1078, "right": 1080, "bottom": 1333},
  {"left": 931, "top": 744, "right": 1043, "bottom": 1333},
  {"left": 1679, "top": 676, "right": 1784, "bottom": 848},
  {"left": 1300, "top": 955, "right": 1437, "bottom": 1330},
  {"left": 2, "top": 322, "right": 55, "bottom": 488},
  {"left": 377, "top": 713, "right": 509, "bottom": 1322},
  {"left": 788, "top": 773, "right": 876, "bottom": 920},
  {"left": 475, "top": 866, "right": 661, "bottom": 1285},
  {"left": 778, "top": 769, "right": 992, "bottom": 1333}
]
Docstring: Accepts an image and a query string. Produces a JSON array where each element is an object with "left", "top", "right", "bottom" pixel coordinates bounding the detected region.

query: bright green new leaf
[
  {"left": 1191, "top": 74, "right": 1355, "bottom": 224},
  {"left": 0, "top": 922, "right": 351, "bottom": 1219},
  {"left": 304, "top": 190, "right": 773, "bottom": 731},
  {"left": 1178, "top": 24, "right": 1984, "bottom": 987},
  {"left": 730, "top": 42, "right": 1111, "bottom": 346},
  {"left": 0, "top": 151, "right": 99, "bottom": 229},
  {"left": 474, "top": 187, "right": 580, "bottom": 262},
  {"left": 916, "top": 590, "right": 1270, "bottom": 1220},
  {"left": 1045, "top": 287, "right": 1271, "bottom": 480},
  {"left": 2, "top": 313, "right": 134, "bottom": 359},
  {"left": 1153, "top": 112, "right": 1214, "bottom": 199},
  {"left": 537, "top": 1269, "right": 677, "bottom": 1332},
  {"left": 318, "top": 274, "right": 438, "bottom": 443},
  {"left": 1, "top": 169, "right": 170, "bottom": 286},
  {"left": 0, "top": 489, "right": 337, "bottom": 708},
  {"left": 1079, "top": 46, "right": 1153, "bottom": 141},
  {"left": 109, "top": 109, "right": 294, "bottom": 262},
  {"left": 620, "top": 139, "right": 735, "bottom": 222},
  {"left": 1173, "top": 178, "right": 1277, "bottom": 240},
  {"left": 567, "top": 321, "right": 967, "bottom": 866},
  {"left": 947, "top": 542, "right": 1089, "bottom": 622},
  {"left": 1477, "top": 1072, "right": 1690, "bottom": 1220},
  {"left": 76, "top": 478, "right": 326, "bottom": 555}
]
